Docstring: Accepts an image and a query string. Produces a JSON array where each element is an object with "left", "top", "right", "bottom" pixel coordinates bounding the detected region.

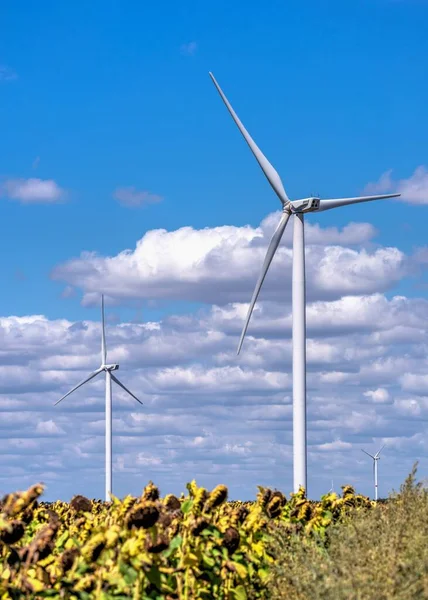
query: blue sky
[{"left": 0, "top": 0, "right": 428, "bottom": 502}]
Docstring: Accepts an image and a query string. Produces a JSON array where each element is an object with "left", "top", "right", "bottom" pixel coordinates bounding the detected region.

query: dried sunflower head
[
  {"left": 222, "top": 527, "right": 240, "bottom": 555},
  {"left": 36, "top": 539, "right": 55, "bottom": 561},
  {"left": 0, "top": 520, "right": 25, "bottom": 545},
  {"left": 205, "top": 485, "right": 228, "bottom": 511},
  {"left": 6, "top": 547, "right": 20, "bottom": 567},
  {"left": 270, "top": 490, "right": 286, "bottom": 506},
  {"left": 193, "top": 488, "right": 209, "bottom": 514},
  {"left": 145, "top": 533, "right": 169, "bottom": 553},
  {"left": 142, "top": 481, "right": 160, "bottom": 502},
  {"left": 234, "top": 504, "right": 250, "bottom": 524},
  {"left": 164, "top": 494, "right": 181, "bottom": 512},
  {"left": 341, "top": 485, "right": 356, "bottom": 497},
  {"left": 70, "top": 495, "right": 92, "bottom": 513},
  {"left": 82, "top": 533, "right": 105, "bottom": 562},
  {"left": 190, "top": 517, "right": 210, "bottom": 536},
  {"left": 158, "top": 512, "right": 174, "bottom": 528},
  {"left": 256, "top": 486, "right": 273, "bottom": 509},
  {"left": 20, "top": 507, "right": 34, "bottom": 525},
  {"left": 126, "top": 502, "right": 160, "bottom": 530},
  {"left": 266, "top": 496, "right": 283, "bottom": 519},
  {"left": 60, "top": 547, "right": 79, "bottom": 573}
]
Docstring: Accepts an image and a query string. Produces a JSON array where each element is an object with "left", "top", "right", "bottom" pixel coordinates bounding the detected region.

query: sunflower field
[{"left": 0, "top": 473, "right": 382, "bottom": 600}]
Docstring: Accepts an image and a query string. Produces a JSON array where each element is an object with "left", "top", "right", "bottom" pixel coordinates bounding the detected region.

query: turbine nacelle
[
  {"left": 289, "top": 197, "right": 320, "bottom": 213},
  {"left": 103, "top": 364, "right": 119, "bottom": 372}
]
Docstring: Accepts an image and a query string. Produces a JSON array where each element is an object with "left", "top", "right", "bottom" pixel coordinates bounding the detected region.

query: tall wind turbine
[
  {"left": 361, "top": 445, "right": 385, "bottom": 501},
  {"left": 55, "top": 295, "right": 142, "bottom": 501},
  {"left": 209, "top": 72, "right": 400, "bottom": 494}
]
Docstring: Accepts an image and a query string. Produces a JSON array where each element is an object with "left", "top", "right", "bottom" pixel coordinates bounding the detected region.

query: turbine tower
[
  {"left": 362, "top": 445, "right": 385, "bottom": 501},
  {"left": 209, "top": 72, "right": 400, "bottom": 495},
  {"left": 55, "top": 295, "right": 143, "bottom": 501}
]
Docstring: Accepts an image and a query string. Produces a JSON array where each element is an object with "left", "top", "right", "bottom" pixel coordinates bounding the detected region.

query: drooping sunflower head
[
  {"left": 205, "top": 485, "right": 228, "bottom": 511},
  {"left": 142, "top": 481, "right": 160, "bottom": 502},
  {"left": 126, "top": 501, "right": 160, "bottom": 530},
  {"left": 164, "top": 494, "right": 181, "bottom": 512},
  {"left": 70, "top": 495, "right": 92, "bottom": 514}
]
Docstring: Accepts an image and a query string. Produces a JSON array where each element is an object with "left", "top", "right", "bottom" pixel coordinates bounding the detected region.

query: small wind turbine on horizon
[
  {"left": 209, "top": 71, "right": 401, "bottom": 495},
  {"left": 55, "top": 295, "right": 143, "bottom": 501},
  {"left": 361, "top": 445, "right": 385, "bottom": 501}
]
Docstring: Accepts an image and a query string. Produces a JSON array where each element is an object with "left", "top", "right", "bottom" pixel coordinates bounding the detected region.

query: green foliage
[{"left": 267, "top": 462, "right": 428, "bottom": 600}]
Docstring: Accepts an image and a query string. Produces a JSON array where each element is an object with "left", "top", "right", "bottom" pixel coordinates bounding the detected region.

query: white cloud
[
  {"left": 148, "top": 365, "right": 289, "bottom": 394},
  {"left": 113, "top": 187, "right": 163, "bottom": 208},
  {"left": 261, "top": 213, "right": 377, "bottom": 246},
  {"left": 399, "top": 373, "right": 428, "bottom": 396},
  {"left": 135, "top": 453, "right": 162, "bottom": 466},
  {"left": 0, "top": 178, "right": 65, "bottom": 203},
  {"left": 50, "top": 215, "right": 410, "bottom": 305},
  {"left": 1, "top": 205, "right": 428, "bottom": 500},
  {"left": 365, "top": 166, "right": 428, "bottom": 205},
  {"left": 0, "top": 285, "right": 427, "bottom": 500},
  {"left": 205, "top": 293, "right": 427, "bottom": 346},
  {"left": 316, "top": 440, "right": 353, "bottom": 452},
  {"left": 36, "top": 420, "right": 66, "bottom": 436},
  {"left": 364, "top": 388, "right": 391, "bottom": 404}
]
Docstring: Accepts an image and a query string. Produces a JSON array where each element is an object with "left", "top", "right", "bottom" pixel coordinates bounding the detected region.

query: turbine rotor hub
[
  {"left": 103, "top": 364, "right": 119, "bottom": 371},
  {"left": 289, "top": 197, "right": 320, "bottom": 213}
]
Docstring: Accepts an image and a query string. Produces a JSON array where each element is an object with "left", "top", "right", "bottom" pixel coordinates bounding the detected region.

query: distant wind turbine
[
  {"left": 209, "top": 71, "right": 400, "bottom": 494},
  {"left": 55, "top": 295, "right": 143, "bottom": 501},
  {"left": 361, "top": 445, "right": 385, "bottom": 501}
]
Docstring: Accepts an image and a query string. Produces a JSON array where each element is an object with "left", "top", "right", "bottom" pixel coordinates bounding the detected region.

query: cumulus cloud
[
  {"left": 399, "top": 373, "right": 428, "bottom": 396},
  {"left": 0, "top": 285, "right": 428, "bottom": 500},
  {"left": 364, "top": 388, "right": 391, "bottom": 404},
  {"left": 316, "top": 440, "right": 353, "bottom": 452},
  {"left": 36, "top": 420, "right": 66, "bottom": 436},
  {"left": 1, "top": 205, "right": 427, "bottom": 500},
  {"left": 0, "top": 178, "right": 65, "bottom": 204},
  {"left": 261, "top": 213, "right": 378, "bottom": 246},
  {"left": 50, "top": 215, "right": 410, "bottom": 306},
  {"left": 365, "top": 166, "right": 428, "bottom": 205},
  {"left": 113, "top": 187, "right": 163, "bottom": 208}
]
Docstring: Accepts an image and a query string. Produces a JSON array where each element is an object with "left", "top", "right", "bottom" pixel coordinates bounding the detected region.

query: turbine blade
[
  {"left": 54, "top": 368, "right": 103, "bottom": 406},
  {"left": 101, "top": 294, "right": 107, "bottom": 365},
  {"left": 209, "top": 72, "right": 289, "bottom": 206},
  {"left": 237, "top": 210, "right": 291, "bottom": 354},
  {"left": 317, "top": 193, "right": 400, "bottom": 212},
  {"left": 375, "top": 444, "right": 385, "bottom": 458},
  {"left": 111, "top": 373, "right": 143, "bottom": 405},
  {"left": 361, "top": 449, "right": 375, "bottom": 459}
]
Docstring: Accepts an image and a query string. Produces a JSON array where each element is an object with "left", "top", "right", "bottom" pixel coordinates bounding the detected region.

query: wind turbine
[
  {"left": 361, "top": 445, "right": 385, "bottom": 501},
  {"left": 55, "top": 295, "right": 143, "bottom": 501},
  {"left": 209, "top": 72, "right": 400, "bottom": 494}
]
